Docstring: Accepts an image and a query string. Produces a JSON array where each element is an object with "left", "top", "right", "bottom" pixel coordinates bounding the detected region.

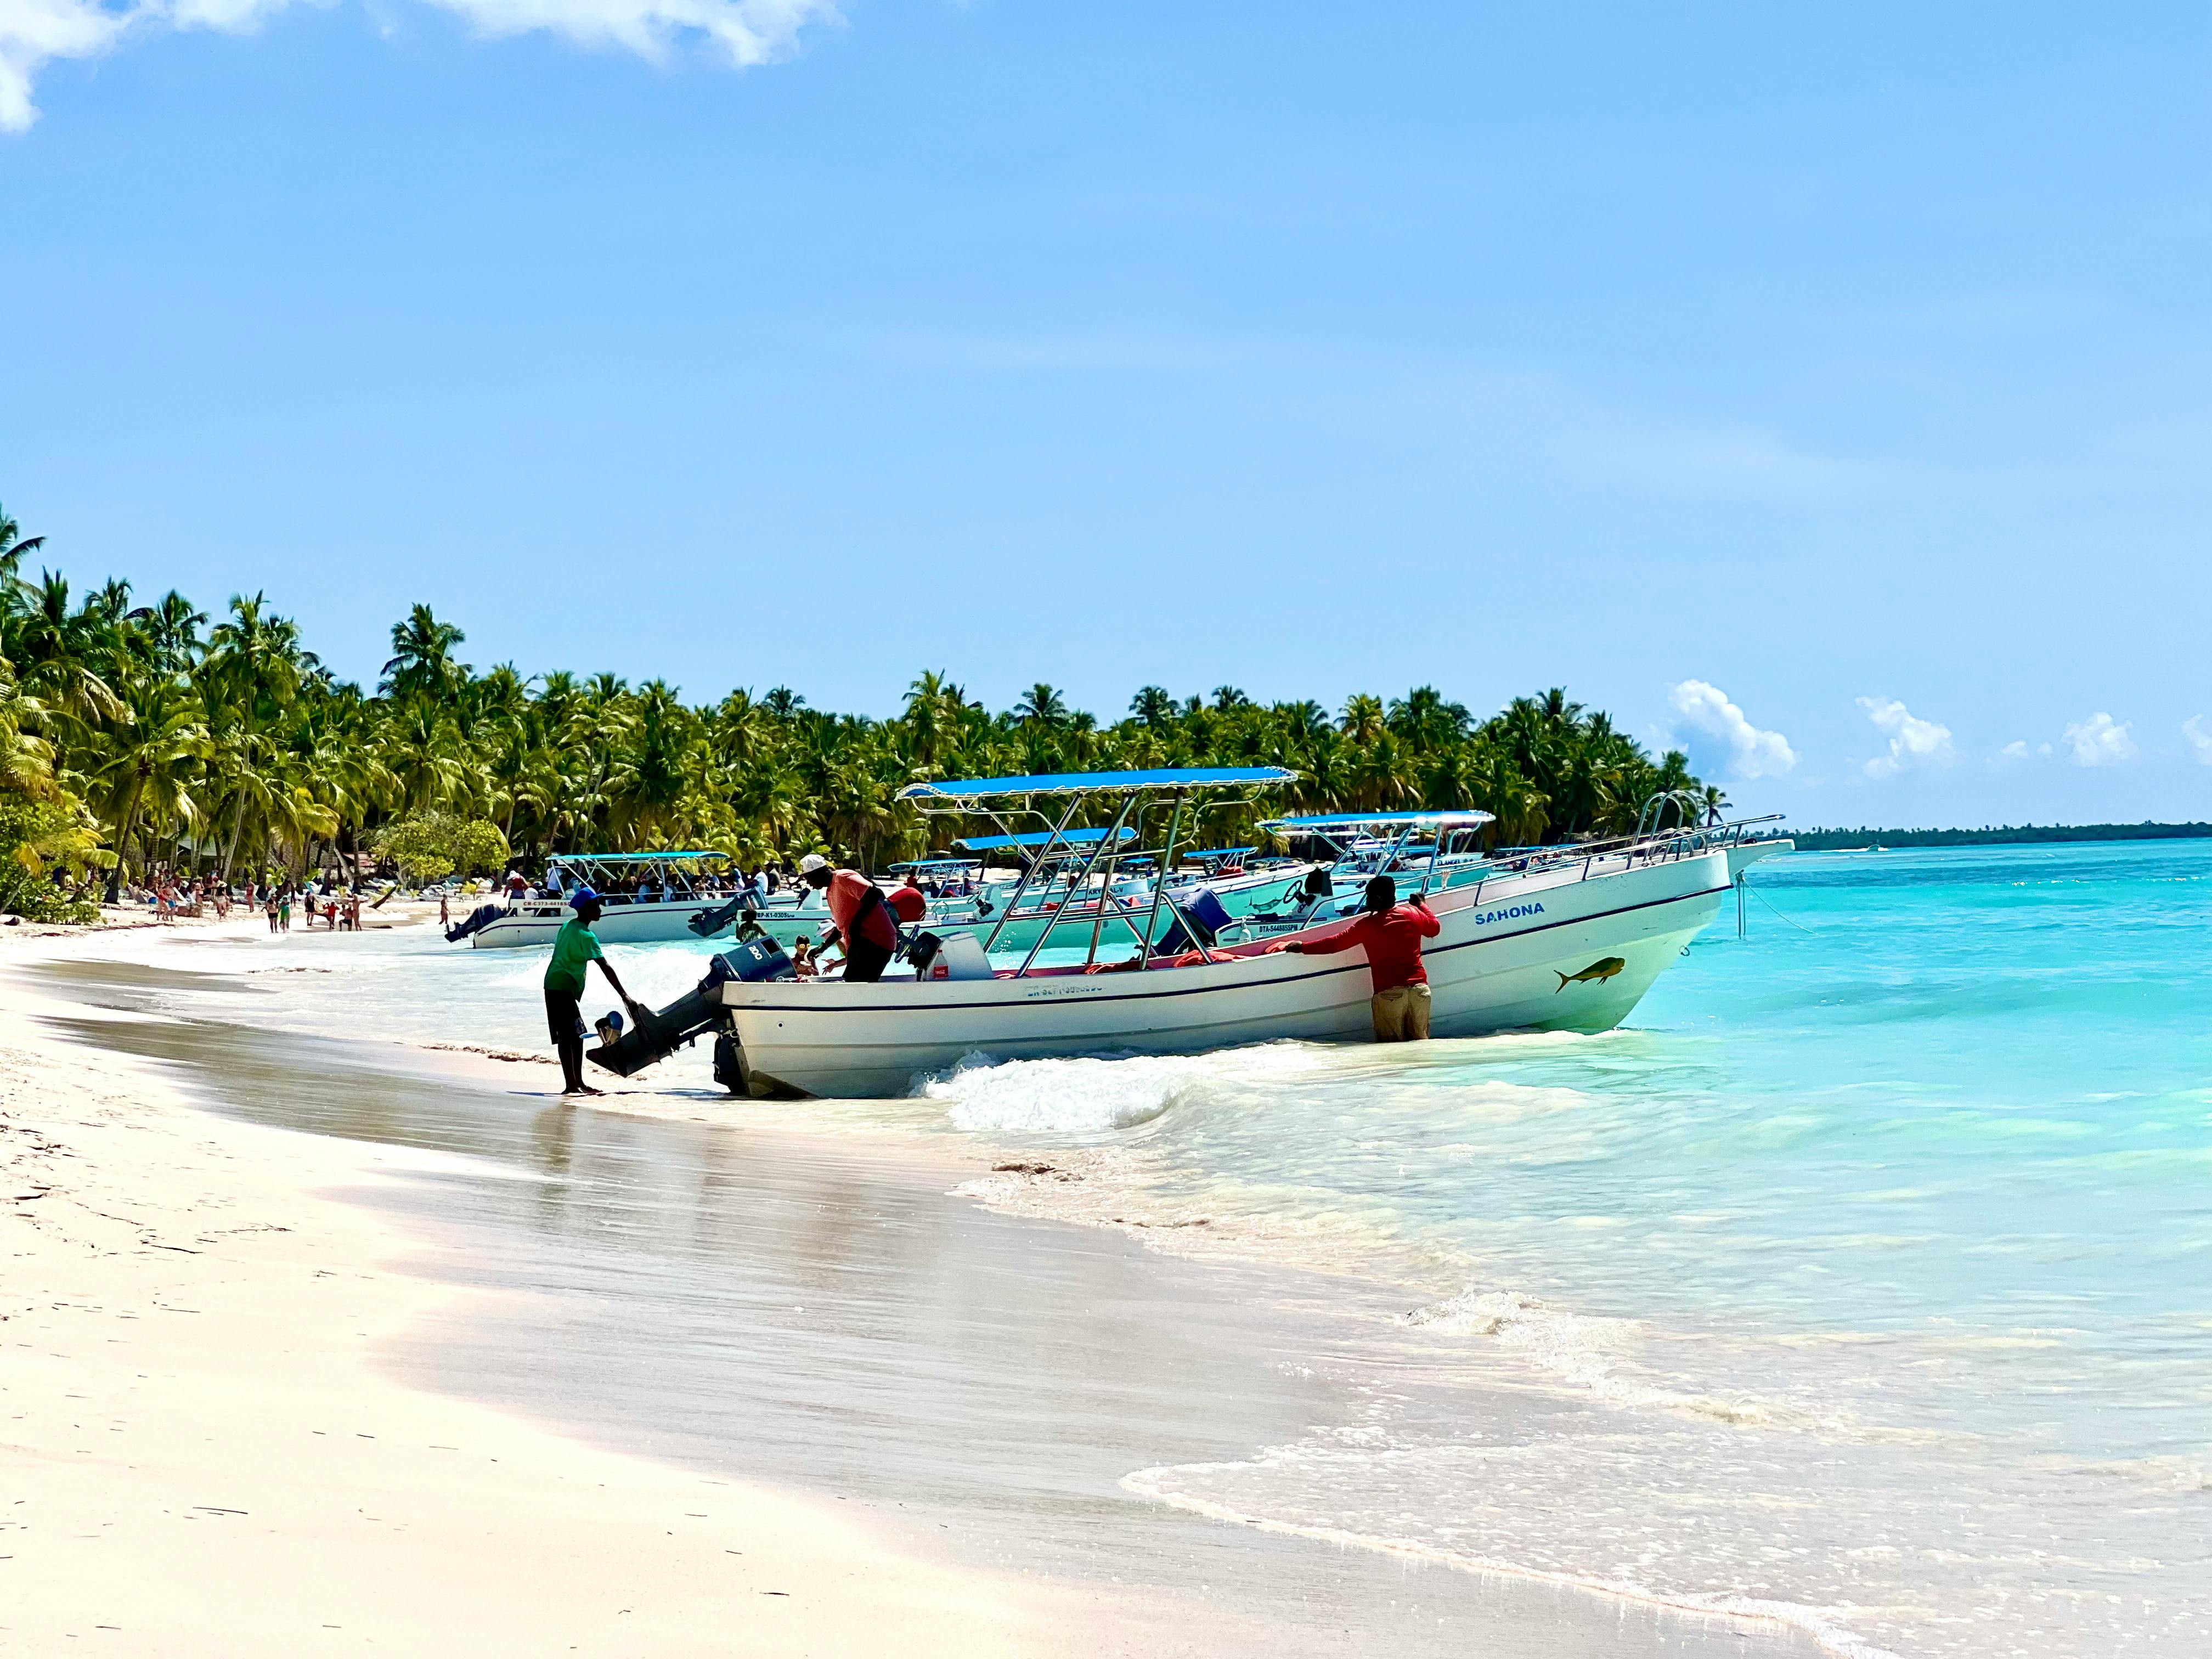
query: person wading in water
[
  {"left": 544, "top": 887, "right": 646, "bottom": 1096},
  {"left": 799, "top": 853, "right": 900, "bottom": 984},
  {"left": 1278, "top": 874, "right": 1441, "bottom": 1042}
]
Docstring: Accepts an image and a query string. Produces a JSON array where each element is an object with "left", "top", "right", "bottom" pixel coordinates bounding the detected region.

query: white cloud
[
  {"left": 0, "top": 0, "right": 832, "bottom": 131},
  {"left": 1668, "top": 680, "right": 1797, "bottom": 781},
  {"left": 0, "top": 0, "right": 129, "bottom": 133},
  {"left": 2062, "top": 712, "right": 2136, "bottom": 767},
  {"left": 1989, "top": 738, "right": 2052, "bottom": 768},
  {"left": 2184, "top": 716, "right": 2212, "bottom": 766},
  {"left": 420, "top": 0, "right": 833, "bottom": 66},
  {"left": 1857, "top": 695, "right": 1954, "bottom": 780}
]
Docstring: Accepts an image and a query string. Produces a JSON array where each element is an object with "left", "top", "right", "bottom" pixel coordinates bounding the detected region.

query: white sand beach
[
  {"left": 1, "top": 921, "right": 1054, "bottom": 1656},
  {"left": 3, "top": 917, "right": 1825, "bottom": 1657}
]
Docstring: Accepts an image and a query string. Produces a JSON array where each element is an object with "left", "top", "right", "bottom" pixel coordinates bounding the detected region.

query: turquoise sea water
[{"left": 87, "top": 841, "right": 2212, "bottom": 1657}]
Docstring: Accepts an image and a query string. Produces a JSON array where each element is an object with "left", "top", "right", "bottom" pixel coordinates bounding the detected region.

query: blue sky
[{"left": 5, "top": 2, "right": 2209, "bottom": 827}]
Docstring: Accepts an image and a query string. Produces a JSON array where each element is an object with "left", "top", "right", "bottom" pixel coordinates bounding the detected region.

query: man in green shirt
[{"left": 544, "top": 887, "right": 644, "bottom": 1097}]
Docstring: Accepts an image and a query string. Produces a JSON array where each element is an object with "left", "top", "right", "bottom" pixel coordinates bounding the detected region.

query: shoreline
[
  {"left": 0, "top": 925, "right": 1052, "bottom": 1656},
  {"left": 4, "top": 921, "right": 1830, "bottom": 1656}
]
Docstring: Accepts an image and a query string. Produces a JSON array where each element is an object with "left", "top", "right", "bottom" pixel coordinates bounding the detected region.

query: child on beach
[
  {"left": 278, "top": 893, "right": 291, "bottom": 932},
  {"left": 791, "top": 937, "right": 817, "bottom": 980}
]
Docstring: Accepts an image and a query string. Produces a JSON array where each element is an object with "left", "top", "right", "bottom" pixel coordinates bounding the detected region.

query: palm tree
[
  {"left": 0, "top": 503, "right": 46, "bottom": 582},
  {"left": 1387, "top": 685, "right": 1470, "bottom": 754},
  {"left": 1015, "top": 682, "right": 1069, "bottom": 729},
  {"left": 1340, "top": 693, "right": 1386, "bottom": 749},
  {"left": 88, "top": 678, "right": 211, "bottom": 897},
  {"left": 1128, "top": 685, "right": 1175, "bottom": 727},
  {"left": 8, "top": 572, "right": 125, "bottom": 726},
  {"left": 380, "top": 604, "right": 469, "bottom": 700}
]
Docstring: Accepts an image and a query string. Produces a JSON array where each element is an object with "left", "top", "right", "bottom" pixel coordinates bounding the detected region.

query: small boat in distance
[{"left": 450, "top": 850, "right": 741, "bottom": 948}]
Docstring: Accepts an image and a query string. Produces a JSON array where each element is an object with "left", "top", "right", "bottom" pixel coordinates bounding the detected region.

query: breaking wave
[{"left": 916, "top": 1042, "right": 1337, "bottom": 1134}]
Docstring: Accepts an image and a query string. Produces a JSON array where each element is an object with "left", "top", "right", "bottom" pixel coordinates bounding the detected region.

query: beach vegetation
[
  {"left": 375, "top": 811, "right": 511, "bottom": 884},
  {"left": 0, "top": 504, "right": 1707, "bottom": 892},
  {"left": 0, "top": 793, "right": 105, "bottom": 923}
]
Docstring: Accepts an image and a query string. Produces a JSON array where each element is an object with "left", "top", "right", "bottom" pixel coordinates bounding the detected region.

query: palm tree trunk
[
  {"left": 220, "top": 793, "right": 250, "bottom": 888},
  {"left": 105, "top": 775, "right": 146, "bottom": 902}
]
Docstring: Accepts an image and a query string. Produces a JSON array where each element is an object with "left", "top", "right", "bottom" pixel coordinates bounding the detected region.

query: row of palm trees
[{"left": 1, "top": 504, "right": 1716, "bottom": 899}]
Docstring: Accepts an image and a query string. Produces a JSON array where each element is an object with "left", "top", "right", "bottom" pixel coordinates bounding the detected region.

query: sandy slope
[{"left": 0, "top": 937, "right": 1046, "bottom": 1656}]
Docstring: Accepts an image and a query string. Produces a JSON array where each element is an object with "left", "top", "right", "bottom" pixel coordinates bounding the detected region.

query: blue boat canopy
[
  {"left": 1182, "top": 846, "right": 1257, "bottom": 860},
  {"left": 953, "top": 827, "right": 1138, "bottom": 851},
  {"left": 900, "top": 765, "right": 1296, "bottom": 801},
  {"left": 548, "top": 850, "right": 730, "bottom": 864},
  {"left": 888, "top": 856, "right": 985, "bottom": 870},
  {"left": 1263, "top": 810, "right": 1493, "bottom": 831}
]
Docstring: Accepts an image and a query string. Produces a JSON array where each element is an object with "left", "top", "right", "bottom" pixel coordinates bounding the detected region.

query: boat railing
[{"left": 1213, "top": 814, "right": 1784, "bottom": 944}]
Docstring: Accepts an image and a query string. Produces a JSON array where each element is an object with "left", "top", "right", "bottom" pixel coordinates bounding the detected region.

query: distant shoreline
[{"left": 1767, "top": 821, "right": 2212, "bottom": 852}]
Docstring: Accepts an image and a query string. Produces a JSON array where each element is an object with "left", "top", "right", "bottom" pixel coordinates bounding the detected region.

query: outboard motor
[
  {"left": 1155, "top": 886, "right": 1235, "bottom": 956},
  {"left": 586, "top": 939, "right": 793, "bottom": 1079},
  {"left": 902, "top": 929, "right": 945, "bottom": 978},
  {"left": 444, "top": 901, "right": 506, "bottom": 943},
  {"left": 686, "top": 895, "right": 753, "bottom": 939}
]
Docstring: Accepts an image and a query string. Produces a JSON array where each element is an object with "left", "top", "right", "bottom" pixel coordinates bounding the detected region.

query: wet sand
[{"left": 4, "top": 935, "right": 1822, "bottom": 1656}]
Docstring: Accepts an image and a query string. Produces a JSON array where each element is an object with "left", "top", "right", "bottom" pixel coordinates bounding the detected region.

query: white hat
[{"left": 798, "top": 854, "right": 830, "bottom": 874}]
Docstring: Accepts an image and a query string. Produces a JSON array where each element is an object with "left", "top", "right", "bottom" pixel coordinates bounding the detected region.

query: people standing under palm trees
[{"left": 800, "top": 854, "right": 899, "bottom": 984}]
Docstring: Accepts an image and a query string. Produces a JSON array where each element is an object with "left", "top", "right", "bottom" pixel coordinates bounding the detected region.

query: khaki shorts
[{"left": 1371, "top": 983, "right": 1431, "bottom": 1042}]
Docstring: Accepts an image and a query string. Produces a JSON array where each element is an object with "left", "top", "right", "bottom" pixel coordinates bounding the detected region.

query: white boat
[
  {"left": 456, "top": 850, "right": 743, "bottom": 949},
  {"left": 712, "top": 768, "right": 1740, "bottom": 1099}
]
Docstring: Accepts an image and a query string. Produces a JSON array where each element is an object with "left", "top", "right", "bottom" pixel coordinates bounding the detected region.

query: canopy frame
[{"left": 905, "top": 768, "right": 1296, "bottom": 973}]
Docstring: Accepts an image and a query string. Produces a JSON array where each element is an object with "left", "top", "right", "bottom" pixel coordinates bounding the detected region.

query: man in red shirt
[
  {"left": 799, "top": 853, "right": 901, "bottom": 983},
  {"left": 888, "top": 872, "right": 929, "bottom": 927},
  {"left": 1280, "top": 875, "right": 1442, "bottom": 1042}
]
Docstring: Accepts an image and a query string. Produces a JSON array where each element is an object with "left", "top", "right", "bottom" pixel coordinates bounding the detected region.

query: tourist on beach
[
  {"left": 799, "top": 853, "right": 898, "bottom": 984},
  {"left": 264, "top": 892, "right": 280, "bottom": 933},
  {"left": 544, "top": 887, "right": 646, "bottom": 1097},
  {"left": 1278, "top": 875, "right": 1441, "bottom": 1042}
]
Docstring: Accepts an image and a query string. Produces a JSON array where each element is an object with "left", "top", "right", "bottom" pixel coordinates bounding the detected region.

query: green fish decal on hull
[{"left": 1555, "top": 956, "right": 1626, "bottom": 993}]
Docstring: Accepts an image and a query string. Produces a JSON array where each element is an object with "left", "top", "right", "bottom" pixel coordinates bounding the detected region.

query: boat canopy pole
[
  {"left": 978, "top": 793, "right": 1085, "bottom": 955},
  {"left": 1083, "top": 798, "right": 1148, "bottom": 969},
  {"left": 1014, "top": 792, "right": 1139, "bottom": 978},
  {"left": 1133, "top": 790, "right": 1188, "bottom": 960}
]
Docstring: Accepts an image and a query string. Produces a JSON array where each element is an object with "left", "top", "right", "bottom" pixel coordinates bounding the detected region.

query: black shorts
[
  {"left": 545, "top": 986, "right": 584, "bottom": 1045},
  {"left": 842, "top": 935, "right": 895, "bottom": 984}
]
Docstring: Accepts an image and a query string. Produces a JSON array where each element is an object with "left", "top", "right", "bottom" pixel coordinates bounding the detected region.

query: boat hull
[
  {"left": 1727, "top": 838, "right": 1792, "bottom": 879},
  {"left": 469, "top": 897, "right": 743, "bottom": 948},
  {"left": 718, "top": 850, "right": 1733, "bottom": 1098}
]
